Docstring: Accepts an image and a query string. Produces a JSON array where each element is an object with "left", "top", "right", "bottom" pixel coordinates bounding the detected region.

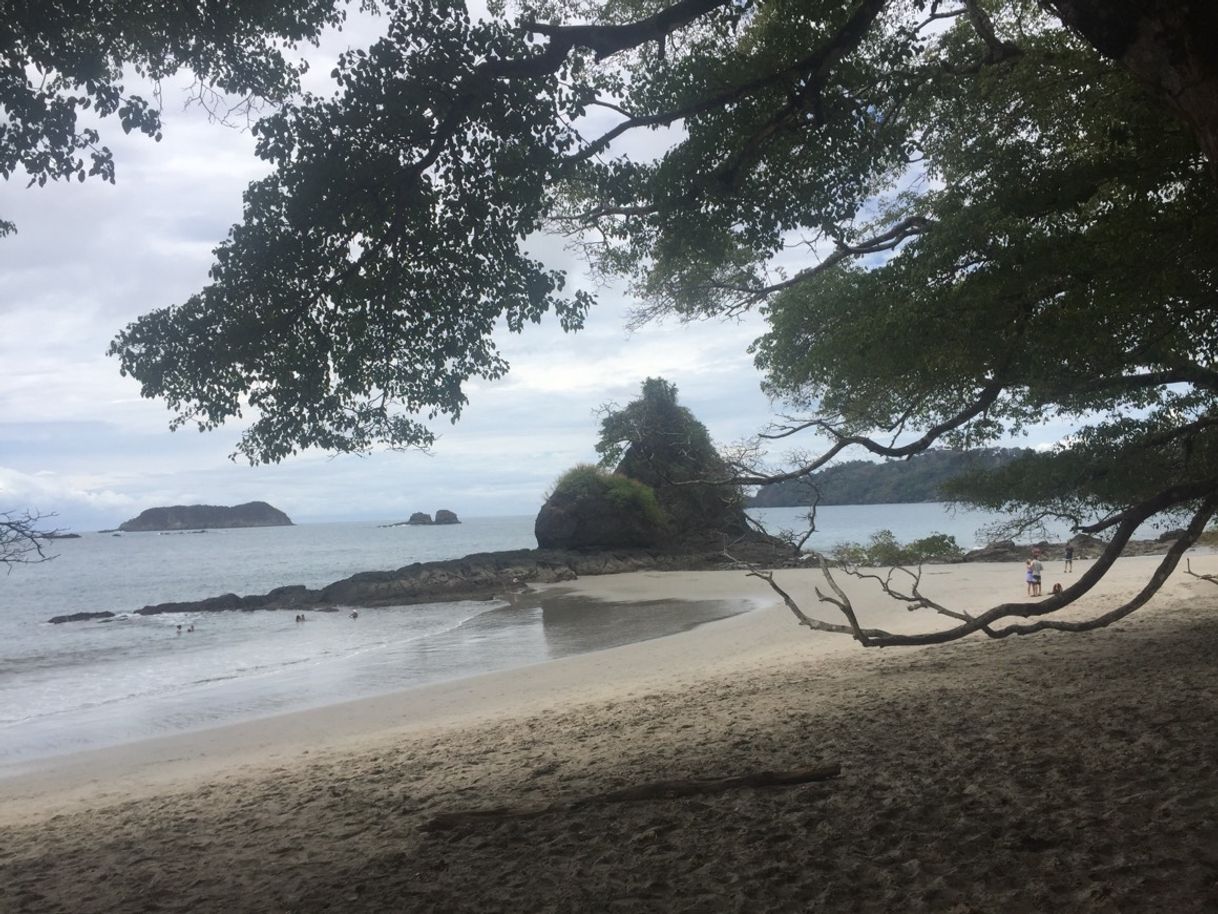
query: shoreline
[
  {"left": 0, "top": 573, "right": 780, "bottom": 819},
  {"left": 4, "top": 590, "right": 757, "bottom": 785},
  {"left": 3, "top": 553, "right": 1210, "bottom": 822},
  {"left": 4, "top": 557, "right": 1218, "bottom": 910},
  {"left": 50, "top": 526, "right": 1202, "bottom": 624}
]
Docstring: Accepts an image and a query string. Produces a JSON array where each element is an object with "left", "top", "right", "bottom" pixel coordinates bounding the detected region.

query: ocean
[{"left": 0, "top": 504, "right": 1066, "bottom": 771}]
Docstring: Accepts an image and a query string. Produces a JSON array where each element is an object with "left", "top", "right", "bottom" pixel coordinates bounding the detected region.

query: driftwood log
[{"left": 422, "top": 764, "right": 842, "bottom": 833}]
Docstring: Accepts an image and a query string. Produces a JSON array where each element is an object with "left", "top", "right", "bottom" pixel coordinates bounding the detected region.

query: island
[
  {"left": 117, "top": 501, "right": 293, "bottom": 532},
  {"left": 381, "top": 510, "right": 461, "bottom": 527}
]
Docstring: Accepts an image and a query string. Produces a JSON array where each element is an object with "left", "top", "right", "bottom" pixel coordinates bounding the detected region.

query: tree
[
  {"left": 732, "top": 3, "right": 1218, "bottom": 643},
  {"left": 1042, "top": 0, "right": 1218, "bottom": 178},
  {"left": 9, "top": 1, "right": 1215, "bottom": 638},
  {"left": 1, "top": 509, "right": 56, "bottom": 570}
]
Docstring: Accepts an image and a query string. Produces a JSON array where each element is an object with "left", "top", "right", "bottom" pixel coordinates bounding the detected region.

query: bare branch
[
  {"left": 738, "top": 484, "right": 1217, "bottom": 648},
  {"left": 1183, "top": 557, "right": 1218, "bottom": 587},
  {"left": 735, "top": 557, "right": 861, "bottom": 639},
  {"left": 734, "top": 380, "right": 1005, "bottom": 486},
  {"left": 918, "top": 6, "right": 967, "bottom": 31},
  {"left": 685, "top": 216, "right": 932, "bottom": 309},
  {"left": 1, "top": 509, "right": 59, "bottom": 570}
]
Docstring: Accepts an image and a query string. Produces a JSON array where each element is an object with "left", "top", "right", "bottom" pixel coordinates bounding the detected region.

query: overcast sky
[{"left": 0, "top": 12, "right": 1070, "bottom": 532}]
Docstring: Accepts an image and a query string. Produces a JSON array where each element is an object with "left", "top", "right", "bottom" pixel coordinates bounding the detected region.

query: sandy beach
[{"left": 3, "top": 555, "right": 1218, "bottom": 912}]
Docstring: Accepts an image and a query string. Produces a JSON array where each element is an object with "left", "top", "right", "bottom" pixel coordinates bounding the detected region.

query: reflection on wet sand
[{"left": 535, "top": 593, "right": 746, "bottom": 660}]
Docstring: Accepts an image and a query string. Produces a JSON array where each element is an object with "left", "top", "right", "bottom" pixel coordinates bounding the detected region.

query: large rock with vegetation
[
  {"left": 118, "top": 501, "right": 292, "bottom": 532},
  {"left": 535, "top": 465, "right": 666, "bottom": 550},
  {"left": 599, "top": 378, "right": 749, "bottom": 541},
  {"left": 537, "top": 379, "right": 751, "bottom": 551},
  {"left": 434, "top": 509, "right": 460, "bottom": 524}
]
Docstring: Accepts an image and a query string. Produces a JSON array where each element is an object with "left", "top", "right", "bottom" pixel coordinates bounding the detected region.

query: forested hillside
[{"left": 748, "top": 449, "right": 1028, "bottom": 507}]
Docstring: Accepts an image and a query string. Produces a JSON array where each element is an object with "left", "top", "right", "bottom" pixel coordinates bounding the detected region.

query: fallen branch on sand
[
  {"left": 1185, "top": 558, "right": 1218, "bottom": 587},
  {"left": 422, "top": 764, "right": 842, "bottom": 833}
]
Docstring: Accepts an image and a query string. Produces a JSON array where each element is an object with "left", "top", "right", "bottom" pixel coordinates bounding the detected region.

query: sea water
[{"left": 0, "top": 504, "right": 1060, "bottom": 769}]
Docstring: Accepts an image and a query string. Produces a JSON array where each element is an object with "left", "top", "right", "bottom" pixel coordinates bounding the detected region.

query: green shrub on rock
[{"left": 535, "top": 464, "right": 667, "bottom": 550}]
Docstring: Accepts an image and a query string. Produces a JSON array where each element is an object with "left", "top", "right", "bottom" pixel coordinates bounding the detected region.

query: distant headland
[{"left": 117, "top": 501, "right": 293, "bottom": 532}]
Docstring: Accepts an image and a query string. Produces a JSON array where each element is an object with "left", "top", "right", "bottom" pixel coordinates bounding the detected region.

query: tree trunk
[{"left": 1045, "top": 0, "right": 1218, "bottom": 181}]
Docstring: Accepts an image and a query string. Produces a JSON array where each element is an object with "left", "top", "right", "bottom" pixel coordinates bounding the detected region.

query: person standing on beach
[
  {"left": 1064, "top": 544, "right": 1074, "bottom": 572},
  {"left": 1025, "top": 560, "right": 1035, "bottom": 597},
  {"left": 1031, "top": 555, "right": 1044, "bottom": 596}
]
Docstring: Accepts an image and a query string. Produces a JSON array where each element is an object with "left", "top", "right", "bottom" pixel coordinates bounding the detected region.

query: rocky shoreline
[
  {"left": 46, "top": 541, "right": 788, "bottom": 624},
  {"left": 46, "top": 533, "right": 1191, "bottom": 624},
  {"left": 960, "top": 530, "right": 1188, "bottom": 563}
]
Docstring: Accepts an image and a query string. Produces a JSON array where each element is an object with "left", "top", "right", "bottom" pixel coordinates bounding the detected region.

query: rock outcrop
[
  {"left": 47, "top": 611, "right": 115, "bottom": 624},
  {"left": 48, "top": 542, "right": 791, "bottom": 622},
  {"left": 535, "top": 476, "right": 666, "bottom": 551},
  {"left": 52, "top": 524, "right": 1198, "bottom": 623},
  {"left": 537, "top": 379, "right": 752, "bottom": 552},
  {"left": 962, "top": 531, "right": 1187, "bottom": 563},
  {"left": 382, "top": 511, "right": 460, "bottom": 527},
  {"left": 118, "top": 501, "right": 292, "bottom": 532}
]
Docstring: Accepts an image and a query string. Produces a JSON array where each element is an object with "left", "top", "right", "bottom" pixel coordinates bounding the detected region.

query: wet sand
[{"left": 3, "top": 556, "right": 1218, "bottom": 912}]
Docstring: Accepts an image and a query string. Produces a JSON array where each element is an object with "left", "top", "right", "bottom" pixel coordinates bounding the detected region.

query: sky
[{"left": 0, "top": 11, "right": 1070, "bottom": 533}]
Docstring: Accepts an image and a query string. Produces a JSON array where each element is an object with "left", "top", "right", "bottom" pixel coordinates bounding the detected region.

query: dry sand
[{"left": 3, "top": 555, "right": 1218, "bottom": 912}]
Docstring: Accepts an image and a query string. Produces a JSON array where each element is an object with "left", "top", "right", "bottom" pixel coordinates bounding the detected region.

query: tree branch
[
  {"left": 734, "top": 379, "right": 1005, "bottom": 486},
  {"left": 688, "top": 216, "right": 931, "bottom": 308},
  {"left": 1, "top": 510, "right": 58, "bottom": 570},
  {"left": 513, "top": 0, "right": 733, "bottom": 71},
  {"left": 772, "top": 484, "right": 1218, "bottom": 647},
  {"left": 1184, "top": 557, "right": 1218, "bottom": 587},
  {"left": 561, "top": 0, "right": 893, "bottom": 168}
]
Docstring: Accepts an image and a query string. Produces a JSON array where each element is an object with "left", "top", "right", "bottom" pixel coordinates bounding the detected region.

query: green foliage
[
  {"left": 744, "top": 9, "right": 1218, "bottom": 530},
  {"left": 1, "top": 1, "right": 354, "bottom": 195},
  {"left": 751, "top": 448, "right": 1028, "bottom": 507},
  {"left": 109, "top": 0, "right": 592, "bottom": 461},
  {"left": 550, "top": 464, "right": 666, "bottom": 528},
  {"left": 831, "top": 530, "right": 964, "bottom": 567},
  {"left": 596, "top": 377, "right": 715, "bottom": 471}
]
